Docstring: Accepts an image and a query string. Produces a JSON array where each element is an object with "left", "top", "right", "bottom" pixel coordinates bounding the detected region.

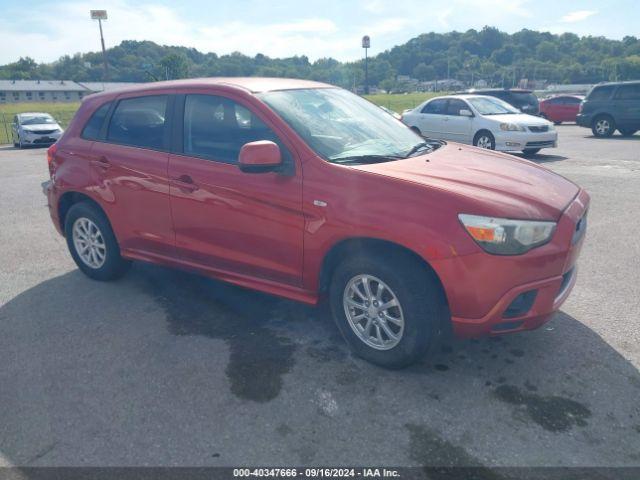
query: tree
[{"left": 159, "top": 53, "right": 189, "bottom": 80}]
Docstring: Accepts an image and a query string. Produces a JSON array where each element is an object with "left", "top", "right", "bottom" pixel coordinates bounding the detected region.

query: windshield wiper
[
  {"left": 331, "top": 154, "right": 404, "bottom": 165},
  {"left": 403, "top": 139, "right": 445, "bottom": 158}
]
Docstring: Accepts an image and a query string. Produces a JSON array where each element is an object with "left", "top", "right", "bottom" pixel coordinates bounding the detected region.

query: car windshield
[
  {"left": 467, "top": 97, "right": 520, "bottom": 115},
  {"left": 21, "top": 114, "right": 56, "bottom": 125},
  {"left": 258, "top": 88, "right": 432, "bottom": 163}
]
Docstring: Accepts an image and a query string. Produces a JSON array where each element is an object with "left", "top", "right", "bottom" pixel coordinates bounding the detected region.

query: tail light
[
  {"left": 578, "top": 101, "right": 584, "bottom": 114},
  {"left": 46, "top": 143, "right": 57, "bottom": 176}
]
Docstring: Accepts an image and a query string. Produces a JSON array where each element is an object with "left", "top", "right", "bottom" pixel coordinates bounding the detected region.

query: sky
[{"left": 0, "top": 0, "right": 638, "bottom": 65}]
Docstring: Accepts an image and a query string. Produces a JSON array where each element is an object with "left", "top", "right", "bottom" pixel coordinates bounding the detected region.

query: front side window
[
  {"left": 258, "top": 88, "right": 425, "bottom": 162},
  {"left": 82, "top": 102, "right": 112, "bottom": 140},
  {"left": 107, "top": 95, "right": 167, "bottom": 150},
  {"left": 183, "top": 94, "right": 285, "bottom": 164}
]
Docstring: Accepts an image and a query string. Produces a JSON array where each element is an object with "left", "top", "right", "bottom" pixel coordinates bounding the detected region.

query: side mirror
[
  {"left": 459, "top": 109, "right": 473, "bottom": 117},
  {"left": 238, "top": 140, "right": 282, "bottom": 174}
]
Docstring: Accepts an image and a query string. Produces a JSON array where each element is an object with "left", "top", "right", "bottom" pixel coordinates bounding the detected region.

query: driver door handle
[{"left": 171, "top": 174, "right": 199, "bottom": 193}]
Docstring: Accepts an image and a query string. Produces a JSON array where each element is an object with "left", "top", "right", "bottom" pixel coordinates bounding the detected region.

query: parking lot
[{"left": 0, "top": 126, "right": 639, "bottom": 470}]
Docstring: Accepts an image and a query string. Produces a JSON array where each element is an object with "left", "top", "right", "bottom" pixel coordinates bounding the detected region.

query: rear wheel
[
  {"left": 592, "top": 115, "right": 615, "bottom": 138},
  {"left": 619, "top": 128, "right": 637, "bottom": 137},
  {"left": 64, "top": 202, "right": 131, "bottom": 281},
  {"left": 473, "top": 131, "right": 495, "bottom": 150},
  {"left": 522, "top": 148, "right": 541, "bottom": 156},
  {"left": 329, "top": 254, "right": 446, "bottom": 368}
]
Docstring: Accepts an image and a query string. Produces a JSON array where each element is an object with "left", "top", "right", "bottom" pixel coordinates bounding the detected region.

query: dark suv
[
  {"left": 458, "top": 89, "right": 539, "bottom": 115},
  {"left": 576, "top": 81, "right": 640, "bottom": 137}
]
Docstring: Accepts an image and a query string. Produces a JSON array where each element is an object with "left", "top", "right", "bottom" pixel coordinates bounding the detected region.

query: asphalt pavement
[{"left": 0, "top": 126, "right": 639, "bottom": 470}]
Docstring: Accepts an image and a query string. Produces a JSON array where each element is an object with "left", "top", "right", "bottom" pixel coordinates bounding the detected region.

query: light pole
[
  {"left": 362, "top": 35, "right": 370, "bottom": 94},
  {"left": 90, "top": 10, "right": 109, "bottom": 80}
]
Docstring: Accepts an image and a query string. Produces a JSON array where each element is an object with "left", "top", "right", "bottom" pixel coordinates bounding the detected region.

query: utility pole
[
  {"left": 90, "top": 10, "right": 109, "bottom": 80},
  {"left": 362, "top": 35, "right": 370, "bottom": 94}
]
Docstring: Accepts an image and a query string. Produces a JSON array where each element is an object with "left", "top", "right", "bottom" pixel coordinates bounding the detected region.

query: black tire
[
  {"left": 522, "top": 148, "right": 541, "bottom": 156},
  {"left": 591, "top": 115, "right": 615, "bottom": 138},
  {"left": 64, "top": 202, "right": 131, "bottom": 281},
  {"left": 554, "top": 121, "right": 562, "bottom": 125},
  {"left": 329, "top": 253, "right": 446, "bottom": 368},
  {"left": 473, "top": 130, "right": 495, "bottom": 150},
  {"left": 619, "top": 128, "right": 637, "bottom": 137}
]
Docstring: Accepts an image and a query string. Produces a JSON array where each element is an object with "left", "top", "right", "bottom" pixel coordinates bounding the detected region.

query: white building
[{"left": 0, "top": 80, "right": 144, "bottom": 103}]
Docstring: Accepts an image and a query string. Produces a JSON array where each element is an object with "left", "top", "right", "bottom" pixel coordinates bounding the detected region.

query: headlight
[
  {"left": 458, "top": 214, "right": 556, "bottom": 255},
  {"left": 547, "top": 123, "right": 555, "bottom": 131},
  {"left": 500, "top": 123, "right": 525, "bottom": 132}
]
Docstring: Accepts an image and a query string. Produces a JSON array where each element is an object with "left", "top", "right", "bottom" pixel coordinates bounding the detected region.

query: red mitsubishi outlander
[{"left": 43, "top": 78, "right": 589, "bottom": 367}]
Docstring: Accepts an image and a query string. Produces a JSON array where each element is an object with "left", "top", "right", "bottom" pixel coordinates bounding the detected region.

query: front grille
[
  {"left": 528, "top": 125, "right": 549, "bottom": 132},
  {"left": 32, "top": 129, "right": 57, "bottom": 135},
  {"left": 525, "top": 140, "right": 555, "bottom": 148},
  {"left": 34, "top": 137, "right": 55, "bottom": 144}
]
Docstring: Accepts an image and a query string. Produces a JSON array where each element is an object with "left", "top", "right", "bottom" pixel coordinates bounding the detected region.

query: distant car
[
  {"left": 576, "top": 81, "right": 640, "bottom": 137},
  {"left": 539, "top": 95, "right": 584, "bottom": 124},
  {"left": 457, "top": 89, "right": 539, "bottom": 115},
  {"left": 401, "top": 94, "right": 556, "bottom": 156},
  {"left": 12, "top": 113, "right": 63, "bottom": 148},
  {"left": 377, "top": 105, "right": 402, "bottom": 120}
]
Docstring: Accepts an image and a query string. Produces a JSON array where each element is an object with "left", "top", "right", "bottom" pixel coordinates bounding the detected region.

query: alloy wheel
[
  {"left": 595, "top": 119, "right": 611, "bottom": 136},
  {"left": 72, "top": 217, "right": 107, "bottom": 269},
  {"left": 343, "top": 274, "right": 405, "bottom": 350},
  {"left": 476, "top": 135, "right": 493, "bottom": 149}
]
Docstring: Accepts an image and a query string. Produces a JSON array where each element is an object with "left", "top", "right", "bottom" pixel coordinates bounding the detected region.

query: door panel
[
  {"left": 442, "top": 99, "right": 473, "bottom": 143},
  {"left": 89, "top": 141, "right": 173, "bottom": 257},
  {"left": 168, "top": 93, "right": 304, "bottom": 286},
  {"left": 417, "top": 98, "right": 448, "bottom": 138},
  {"left": 89, "top": 93, "right": 174, "bottom": 257}
]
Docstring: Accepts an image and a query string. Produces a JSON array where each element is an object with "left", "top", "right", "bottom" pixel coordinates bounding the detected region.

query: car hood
[
  {"left": 483, "top": 113, "right": 550, "bottom": 126},
  {"left": 352, "top": 143, "right": 578, "bottom": 220}
]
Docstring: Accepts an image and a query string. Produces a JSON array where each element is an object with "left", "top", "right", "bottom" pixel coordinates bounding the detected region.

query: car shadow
[
  {"left": 513, "top": 152, "right": 569, "bottom": 164},
  {"left": 583, "top": 134, "right": 640, "bottom": 141},
  {"left": 1, "top": 263, "right": 640, "bottom": 468}
]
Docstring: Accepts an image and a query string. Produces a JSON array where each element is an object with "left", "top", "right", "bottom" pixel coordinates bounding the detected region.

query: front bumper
[
  {"left": 21, "top": 130, "right": 62, "bottom": 145},
  {"left": 575, "top": 113, "right": 592, "bottom": 128},
  {"left": 494, "top": 129, "right": 558, "bottom": 152},
  {"left": 431, "top": 189, "right": 589, "bottom": 337}
]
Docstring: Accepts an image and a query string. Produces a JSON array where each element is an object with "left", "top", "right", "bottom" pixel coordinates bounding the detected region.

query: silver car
[{"left": 12, "top": 113, "right": 64, "bottom": 148}]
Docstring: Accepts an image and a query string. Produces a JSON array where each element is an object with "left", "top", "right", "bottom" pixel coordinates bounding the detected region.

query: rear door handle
[
  {"left": 90, "top": 156, "right": 111, "bottom": 170},
  {"left": 171, "top": 174, "right": 198, "bottom": 193}
]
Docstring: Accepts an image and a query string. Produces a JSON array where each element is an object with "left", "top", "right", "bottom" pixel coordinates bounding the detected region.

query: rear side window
[
  {"left": 446, "top": 99, "right": 468, "bottom": 116},
  {"left": 183, "top": 94, "right": 286, "bottom": 164},
  {"left": 615, "top": 84, "right": 640, "bottom": 100},
  {"left": 510, "top": 92, "right": 538, "bottom": 107},
  {"left": 422, "top": 99, "right": 447, "bottom": 114},
  {"left": 588, "top": 86, "right": 614, "bottom": 101},
  {"left": 107, "top": 95, "right": 168, "bottom": 150},
  {"left": 81, "top": 102, "right": 111, "bottom": 140}
]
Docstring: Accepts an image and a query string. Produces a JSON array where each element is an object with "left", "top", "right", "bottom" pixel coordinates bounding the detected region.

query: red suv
[
  {"left": 43, "top": 78, "right": 589, "bottom": 367},
  {"left": 539, "top": 95, "right": 584, "bottom": 124}
]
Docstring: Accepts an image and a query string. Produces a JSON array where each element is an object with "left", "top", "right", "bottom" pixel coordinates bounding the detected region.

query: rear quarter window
[
  {"left": 81, "top": 102, "right": 112, "bottom": 140},
  {"left": 614, "top": 84, "right": 640, "bottom": 100}
]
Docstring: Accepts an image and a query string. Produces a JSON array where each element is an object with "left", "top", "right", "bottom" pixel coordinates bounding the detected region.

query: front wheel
[
  {"left": 592, "top": 115, "right": 615, "bottom": 138},
  {"left": 473, "top": 131, "right": 495, "bottom": 150},
  {"left": 329, "top": 254, "right": 446, "bottom": 368},
  {"left": 64, "top": 202, "right": 131, "bottom": 281}
]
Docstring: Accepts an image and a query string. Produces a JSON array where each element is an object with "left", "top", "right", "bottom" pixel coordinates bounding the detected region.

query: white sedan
[{"left": 401, "top": 94, "right": 557, "bottom": 156}]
